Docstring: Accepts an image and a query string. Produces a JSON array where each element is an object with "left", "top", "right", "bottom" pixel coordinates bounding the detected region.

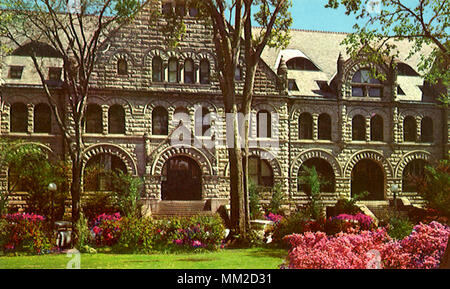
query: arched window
[
  {"left": 10, "top": 103, "right": 28, "bottom": 133},
  {"left": 117, "top": 59, "right": 128, "bottom": 75},
  {"left": 370, "top": 114, "right": 384, "bottom": 141},
  {"left": 184, "top": 58, "right": 195, "bottom": 84},
  {"left": 108, "top": 105, "right": 125, "bottom": 134},
  {"left": 195, "top": 107, "right": 211, "bottom": 137},
  {"left": 403, "top": 116, "right": 417, "bottom": 142},
  {"left": 318, "top": 113, "right": 331, "bottom": 140},
  {"left": 200, "top": 59, "right": 210, "bottom": 84},
  {"left": 84, "top": 154, "right": 127, "bottom": 191},
  {"left": 152, "top": 106, "right": 169, "bottom": 135},
  {"left": 173, "top": 107, "right": 190, "bottom": 127},
  {"left": 168, "top": 57, "right": 179, "bottom": 83},
  {"left": 298, "top": 158, "right": 335, "bottom": 194},
  {"left": 85, "top": 104, "right": 103, "bottom": 134},
  {"left": 34, "top": 103, "right": 51, "bottom": 133},
  {"left": 299, "top": 112, "right": 313, "bottom": 140},
  {"left": 286, "top": 57, "right": 320, "bottom": 71},
  {"left": 152, "top": 56, "right": 163, "bottom": 82},
  {"left": 421, "top": 117, "right": 433, "bottom": 143},
  {"left": 402, "top": 159, "right": 427, "bottom": 192},
  {"left": 248, "top": 156, "right": 274, "bottom": 188},
  {"left": 257, "top": 110, "right": 272, "bottom": 138},
  {"left": 351, "top": 69, "right": 383, "bottom": 98},
  {"left": 352, "top": 115, "right": 366, "bottom": 141}
]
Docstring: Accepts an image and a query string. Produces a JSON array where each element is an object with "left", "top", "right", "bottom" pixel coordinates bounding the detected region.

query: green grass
[{"left": 0, "top": 247, "right": 287, "bottom": 269}]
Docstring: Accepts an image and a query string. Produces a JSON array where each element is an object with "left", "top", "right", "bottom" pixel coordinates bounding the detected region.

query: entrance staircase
[
  {"left": 151, "top": 200, "right": 215, "bottom": 218},
  {"left": 358, "top": 200, "right": 409, "bottom": 222}
]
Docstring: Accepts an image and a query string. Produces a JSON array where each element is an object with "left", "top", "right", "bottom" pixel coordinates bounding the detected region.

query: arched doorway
[
  {"left": 351, "top": 159, "right": 385, "bottom": 200},
  {"left": 298, "top": 158, "right": 335, "bottom": 194},
  {"left": 161, "top": 156, "right": 202, "bottom": 200}
]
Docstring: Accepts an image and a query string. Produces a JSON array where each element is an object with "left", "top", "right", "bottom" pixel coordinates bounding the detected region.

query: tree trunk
[
  {"left": 227, "top": 107, "right": 247, "bottom": 240},
  {"left": 70, "top": 157, "right": 83, "bottom": 246},
  {"left": 440, "top": 238, "right": 450, "bottom": 269}
]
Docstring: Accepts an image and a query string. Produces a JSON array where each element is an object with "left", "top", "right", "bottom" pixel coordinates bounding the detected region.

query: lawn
[{"left": 0, "top": 247, "right": 287, "bottom": 269}]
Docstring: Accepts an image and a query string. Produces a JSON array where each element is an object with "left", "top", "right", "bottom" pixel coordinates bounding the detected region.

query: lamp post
[
  {"left": 48, "top": 183, "right": 57, "bottom": 223},
  {"left": 391, "top": 184, "right": 399, "bottom": 212}
]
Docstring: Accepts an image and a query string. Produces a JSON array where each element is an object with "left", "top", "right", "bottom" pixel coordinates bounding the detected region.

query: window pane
[
  {"left": 152, "top": 57, "right": 163, "bottom": 82},
  {"left": 369, "top": 87, "right": 382, "bottom": 97},
  {"left": 352, "top": 86, "right": 364, "bottom": 97}
]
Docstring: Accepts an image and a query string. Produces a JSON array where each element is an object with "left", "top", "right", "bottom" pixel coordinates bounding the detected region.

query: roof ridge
[{"left": 252, "top": 26, "right": 349, "bottom": 35}]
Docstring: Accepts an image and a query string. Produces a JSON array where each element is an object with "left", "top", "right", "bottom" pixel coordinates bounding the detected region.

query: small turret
[{"left": 277, "top": 56, "right": 288, "bottom": 95}]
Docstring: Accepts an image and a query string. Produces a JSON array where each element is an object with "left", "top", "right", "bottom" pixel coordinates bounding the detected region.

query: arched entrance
[
  {"left": 161, "top": 156, "right": 202, "bottom": 200},
  {"left": 351, "top": 159, "right": 385, "bottom": 200},
  {"left": 298, "top": 158, "right": 335, "bottom": 194},
  {"left": 84, "top": 153, "right": 127, "bottom": 191}
]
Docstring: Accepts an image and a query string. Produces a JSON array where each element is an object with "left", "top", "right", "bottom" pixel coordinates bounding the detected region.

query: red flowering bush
[
  {"left": 91, "top": 213, "right": 122, "bottom": 247},
  {"left": 325, "top": 213, "right": 376, "bottom": 235},
  {"left": 0, "top": 213, "right": 53, "bottom": 254},
  {"left": 284, "top": 221, "right": 450, "bottom": 269}
]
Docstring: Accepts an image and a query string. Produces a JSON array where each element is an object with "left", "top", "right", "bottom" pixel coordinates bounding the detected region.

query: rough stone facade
[{"left": 0, "top": 2, "right": 447, "bottom": 214}]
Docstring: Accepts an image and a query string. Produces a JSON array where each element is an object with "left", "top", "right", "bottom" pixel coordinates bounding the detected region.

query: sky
[{"left": 289, "top": 0, "right": 361, "bottom": 33}]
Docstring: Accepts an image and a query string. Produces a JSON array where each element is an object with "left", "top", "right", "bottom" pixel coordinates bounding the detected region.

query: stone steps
[
  {"left": 152, "top": 200, "right": 214, "bottom": 217},
  {"left": 359, "top": 200, "right": 408, "bottom": 221}
]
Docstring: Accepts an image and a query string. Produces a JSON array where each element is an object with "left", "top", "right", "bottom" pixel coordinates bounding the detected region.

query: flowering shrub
[
  {"left": 265, "top": 213, "right": 283, "bottom": 224},
  {"left": 284, "top": 221, "right": 450, "bottom": 269},
  {"left": 325, "top": 213, "right": 376, "bottom": 235},
  {"left": 89, "top": 214, "right": 226, "bottom": 252},
  {"left": 91, "top": 213, "right": 122, "bottom": 247},
  {"left": 0, "top": 213, "right": 53, "bottom": 254}
]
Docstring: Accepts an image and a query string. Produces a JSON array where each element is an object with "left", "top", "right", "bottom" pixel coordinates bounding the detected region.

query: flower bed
[
  {"left": 0, "top": 213, "right": 53, "bottom": 254},
  {"left": 284, "top": 221, "right": 450, "bottom": 269},
  {"left": 89, "top": 213, "right": 226, "bottom": 253}
]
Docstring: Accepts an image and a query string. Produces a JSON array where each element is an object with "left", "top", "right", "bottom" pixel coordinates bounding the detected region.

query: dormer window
[
  {"left": 351, "top": 69, "right": 383, "bottom": 98},
  {"left": 286, "top": 57, "right": 320, "bottom": 71},
  {"left": 48, "top": 67, "right": 62, "bottom": 81},
  {"left": 397, "top": 63, "right": 419, "bottom": 77},
  {"left": 9, "top": 66, "right": 24, "bottom": 79},
  {"left": 397, "top": 86, "right": 405, "bottom": 95},
  {"left": 288, "top": 79, "right": 299, "bottom": 91}
]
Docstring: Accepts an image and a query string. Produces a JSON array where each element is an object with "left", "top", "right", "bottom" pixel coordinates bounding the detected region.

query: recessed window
[
  {"left": 189, "top": 7, "right": 198, "bottom": 17},
  {"left": 351, "top": 69, "right": 383, "bottom": 98},
  {"left": 286, "top": 57, "right": 320, "bottom": 71},
  {"left": 248, "top": 156, "right": 274, "bottom": 188},
  {"left": 10, "top": 103, "right": 28, "bottom": 133},
  {"left": 152, "top": 106, "right": 169, "bottom": 136},
  {"left": 235, "top": 66, "right": 242, "bottom": 81},
  {"left": 318, "top": 113, "right": 331, "bottom": 140},
  {"left": 152, "top": 56, "right": 163, "bottom": 82},
  {"left": 352, "top": 115, "right": 366, "bottom": 141},
  {"left": 257, "top": 110, "right": 272, "bottom": 138},
  {"left": 299, "top": 112, "right": 313, "bottom": 140},
  {"left": 420, "top": 117, "right": 433, "bottom": 143},
  {"left": 162, "top": 2, "right": 173, "bottom": 15},
  {"left": 370, "top": 114, "right": 384, "bottom": 141},
  {"left": 403, "top": 116, "right": 417, "bottom": 142},
  {"left": 184, "top": 58, "right": 195, "bottom": 84},
  {"left": 108, "top": 105, "right": 125, "bottom": 134},
  {"left": 175, "top": 3, "right": 185, "bottom": 16},
  {"left": 288, "top": 79, "right": 299, "bottom": 91},
  {"left": 397, "top": 86, "right": 405, "bottom": 95},
  {"left": 48, "top": 67, "right": 62, "bottom": 81},
  {"left": 117, "top": 59, "right": 128, "bottom": 75},
  {"left": 168, "top": 57, "right": 179, "bottom": 83},
  {"left": 9, "top": 66, "right": 24, "bottom": 79},
  {"left": 34, "top": 103, "right": 52, "bottom": 133},
  {"left": 85, "top": 104, "right": 103, "bottom": 134},
  {"left": 195, "top": 107, "right": 211, "bottom": 137},
  {"left": 200, "top": 59, "right": 210, "bottom": 84}
]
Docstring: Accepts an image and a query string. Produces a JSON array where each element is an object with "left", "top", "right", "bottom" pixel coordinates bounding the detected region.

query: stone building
[{"left": 0, "top": 2, "right": 447, "bottom": 216}]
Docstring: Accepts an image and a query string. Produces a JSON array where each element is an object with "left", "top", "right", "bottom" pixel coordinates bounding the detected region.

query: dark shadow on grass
[
  {"left": 176, "top": 258, "right": 215, "bottom": 262},
  {"left": 244, "top": 247, "right": 288, "bottom": 259}
]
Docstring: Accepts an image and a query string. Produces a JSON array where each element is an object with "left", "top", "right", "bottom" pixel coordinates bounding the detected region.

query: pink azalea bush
[
  {"left": 284, "top": 221, "right": 450, "bottom": 269},
  {"left": 0, "top": 213, "right": 53, "bottom": 254},
  {"left": 265, "top": 213, "right": 284, "bottom": 224},
  {"left": 91, "top": 213, "right": 122, "bottom": 247}
]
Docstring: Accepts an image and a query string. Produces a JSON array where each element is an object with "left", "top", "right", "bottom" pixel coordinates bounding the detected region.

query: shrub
[
  {"left": 387, "top": 216, "right": 414, "bottom": 240},
  {"left": 91, "top": 213, "right": 122, "bottom": 247},
  {"left": 330, "top": 192, "right": 368, "bottom": 217},
  {"left": 269, "top": 210, "right": 312, "bottom": 245},
  {"left": 82, "top": 192, "right": 120, "bottom": 223},
  {"left": 0, "top": 213, "right": 53, "bottom": 254},
  {"left": 248, "top": 180, "right": 262, "bottom": 220},
  {"left": 284, "top": 221, "right": 450, "bottom": 269},
  {"left": 110, "top": 171, "right": 143, "bottom": 217},
  {"left": 114, "top": 216, "right": 156, "bottom": 253},
  {"left": 265, "top": 184, "right": 285, "bottom": 215}
]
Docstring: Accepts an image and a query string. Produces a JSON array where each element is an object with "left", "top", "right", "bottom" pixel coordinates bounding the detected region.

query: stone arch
[
  {"left": 104, "top": 97, "right": 134, "bottom": 115},
  {"left": 110, "top": 50, "right": 136, "bottom": 67},
  {"left": 152, "top": 145, "right": 214, "bottom": 176},
  {"left": 344, "top": 150, "right": 393, "bottom": 179},
  {"left": 395, "top": 150, "right": 432, "bottom": 179},
  {"left": 82, "top": 143, "right": 138, "bottom": 176},
  {"left": 195, "top": 50, "right": 216, "bottom": 69},
  {"left": 144, "top": 47, "right": 169, "bottom": 66},
  {"left": 291, "top": 149, "right": 342, "bottom": 178}
]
